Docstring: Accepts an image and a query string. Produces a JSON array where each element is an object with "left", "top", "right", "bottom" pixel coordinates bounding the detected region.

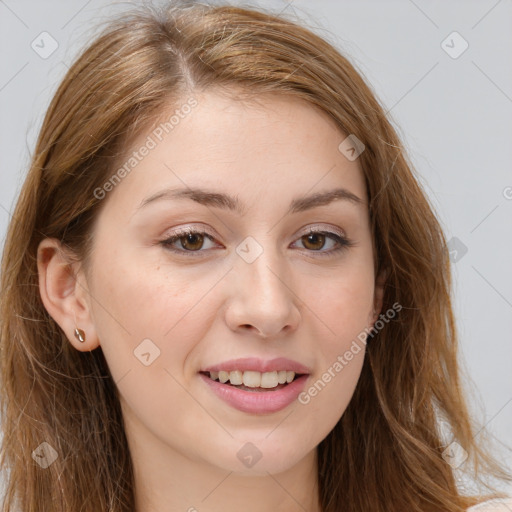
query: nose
[{"left": 224, "top": 248, "right": 301, "bottom": 339}]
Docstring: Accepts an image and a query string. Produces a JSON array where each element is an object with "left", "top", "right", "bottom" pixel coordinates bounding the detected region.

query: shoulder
[{"left": 467, "top": 498, "right": 512, "bottom": 511}]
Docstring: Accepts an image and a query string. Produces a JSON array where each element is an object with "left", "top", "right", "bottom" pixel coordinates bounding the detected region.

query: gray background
[{"left": 1, "top": 0, "right": 511, "bottom": 493}]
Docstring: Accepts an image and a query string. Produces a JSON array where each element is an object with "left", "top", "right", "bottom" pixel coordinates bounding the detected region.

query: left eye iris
[
  {"left": 293, "top": 230, "right": 351, "bottom": 256},
  {"left": 301, "top": 232, "right": 329, "bottom": 251}
]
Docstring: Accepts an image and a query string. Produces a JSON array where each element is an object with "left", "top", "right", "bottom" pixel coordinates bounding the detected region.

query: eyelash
[{"left": 159, "top": 226, "right": 354, "bottom": 258}]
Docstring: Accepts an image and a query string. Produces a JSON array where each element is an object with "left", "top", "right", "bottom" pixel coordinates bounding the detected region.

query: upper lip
[{"left": 201, "top": 357, "right": 311, "bottom": 374}]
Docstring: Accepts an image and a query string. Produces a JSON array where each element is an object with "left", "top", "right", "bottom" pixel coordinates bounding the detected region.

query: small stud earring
[{"left": 74, "top": 328, "right": 86, "bottom": 343}]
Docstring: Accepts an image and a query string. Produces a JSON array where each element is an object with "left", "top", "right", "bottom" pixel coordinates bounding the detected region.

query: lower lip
[{"left": 199, "top": 373, "right": 309, "bottom": 414}]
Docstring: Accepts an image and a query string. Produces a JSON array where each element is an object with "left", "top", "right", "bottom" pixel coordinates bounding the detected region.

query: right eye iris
[{"left": 180, "top": 233, "right": 204, "bottom": 251}]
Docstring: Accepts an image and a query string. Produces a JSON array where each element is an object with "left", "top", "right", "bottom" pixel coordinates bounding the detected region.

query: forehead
[{"left": 103, "top": 89, "right": 368, "bottom": 213}]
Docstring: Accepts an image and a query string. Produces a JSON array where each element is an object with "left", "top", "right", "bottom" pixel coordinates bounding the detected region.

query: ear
[
  {"left": 37, "top": 238, "right": 100, "bottom": 352},
  {"left": 368, "top": 267, "right": 388, "bottom": 327}
]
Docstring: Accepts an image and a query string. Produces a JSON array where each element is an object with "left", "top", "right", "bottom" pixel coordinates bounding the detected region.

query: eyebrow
[{"left": 137, "top": 187, "right": 364, "bottom": 215}]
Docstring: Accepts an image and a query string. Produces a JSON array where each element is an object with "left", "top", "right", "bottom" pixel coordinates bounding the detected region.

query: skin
[{"left": 38, "top": 89, "right": 385, "bottom": 512}]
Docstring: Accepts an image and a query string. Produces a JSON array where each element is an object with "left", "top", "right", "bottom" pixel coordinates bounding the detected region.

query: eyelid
[
  {"left": 300, "top": 223, "right": 346, "bottom": 239},
  {"left": 165, "top": 224, "right": 217, "bottom": 239}
]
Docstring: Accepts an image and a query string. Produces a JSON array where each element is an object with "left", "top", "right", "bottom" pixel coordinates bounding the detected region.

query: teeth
[
  {"left": 229, "top": 370, "right": 243, "bottom": 385},
  {"left": 208, "top": 370, "right": 297, "bottom": 388},
  {"left": 260, "top": 371, "right": 278, "bottom": 388},
  {"left": 243, "top": 371, "right": 261, "bottom": 388}
]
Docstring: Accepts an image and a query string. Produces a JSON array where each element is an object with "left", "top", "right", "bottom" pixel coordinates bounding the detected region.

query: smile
[
  {"left": 204, "top": 370, "right": 299, "bottom": 390},
  {"left": 199, "top": 357, "right": 311, "bottom": 414}
]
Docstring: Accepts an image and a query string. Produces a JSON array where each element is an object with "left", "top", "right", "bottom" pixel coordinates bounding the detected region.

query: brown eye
[
  {"left": 292, "top": 229, "right": 353, "bottom": 257},
  {"left": 179, "top": 233, "right": 205, "bottom": 251},
  {"left": 161, "top": 229, "right": 218, "bottom": 254},
  {"left": 301, "top": 232, "right": 326, "bottom": 251}
]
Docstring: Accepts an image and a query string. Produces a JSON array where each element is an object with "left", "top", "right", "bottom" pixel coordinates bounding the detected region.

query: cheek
[
  {"left": 294, "top": 257, "right": 373, "bottom": 420},
  {"left": 88, "top": 245, "right": 222, "bottom": 383},
  {"left": 295, "top": 275, "right": 370, "bottom": 446},
  {"left": 303, "top": 260, "right": 375, "bottom": 348},
  {"left": 296, "top": 347, "right": 365, "bottom": 454},
  {"left": 87, "top": 249, "right": 220, "bottom": 436}
]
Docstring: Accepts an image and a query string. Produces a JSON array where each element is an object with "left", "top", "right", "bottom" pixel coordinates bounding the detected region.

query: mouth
[
  {"left": 199, "top": 370, "right": 304, "bottom": 392},
  {"left": 199, "top": 357, "right": 311, "bottom": 413}
]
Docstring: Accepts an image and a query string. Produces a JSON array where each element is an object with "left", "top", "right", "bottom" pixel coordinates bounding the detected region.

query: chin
[{"left": 205, "top": 434, "right": 314, "bottom": 476}]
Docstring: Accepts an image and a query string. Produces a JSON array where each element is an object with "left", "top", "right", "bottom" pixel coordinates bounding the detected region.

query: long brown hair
[{"left": 1, "top": 2, "right": 510, "bottom": 511}]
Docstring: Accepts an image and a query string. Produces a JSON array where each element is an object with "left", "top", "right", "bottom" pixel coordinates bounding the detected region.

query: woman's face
[{"left": 82, "top": 89, "right": 382, "bottom": 475}]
